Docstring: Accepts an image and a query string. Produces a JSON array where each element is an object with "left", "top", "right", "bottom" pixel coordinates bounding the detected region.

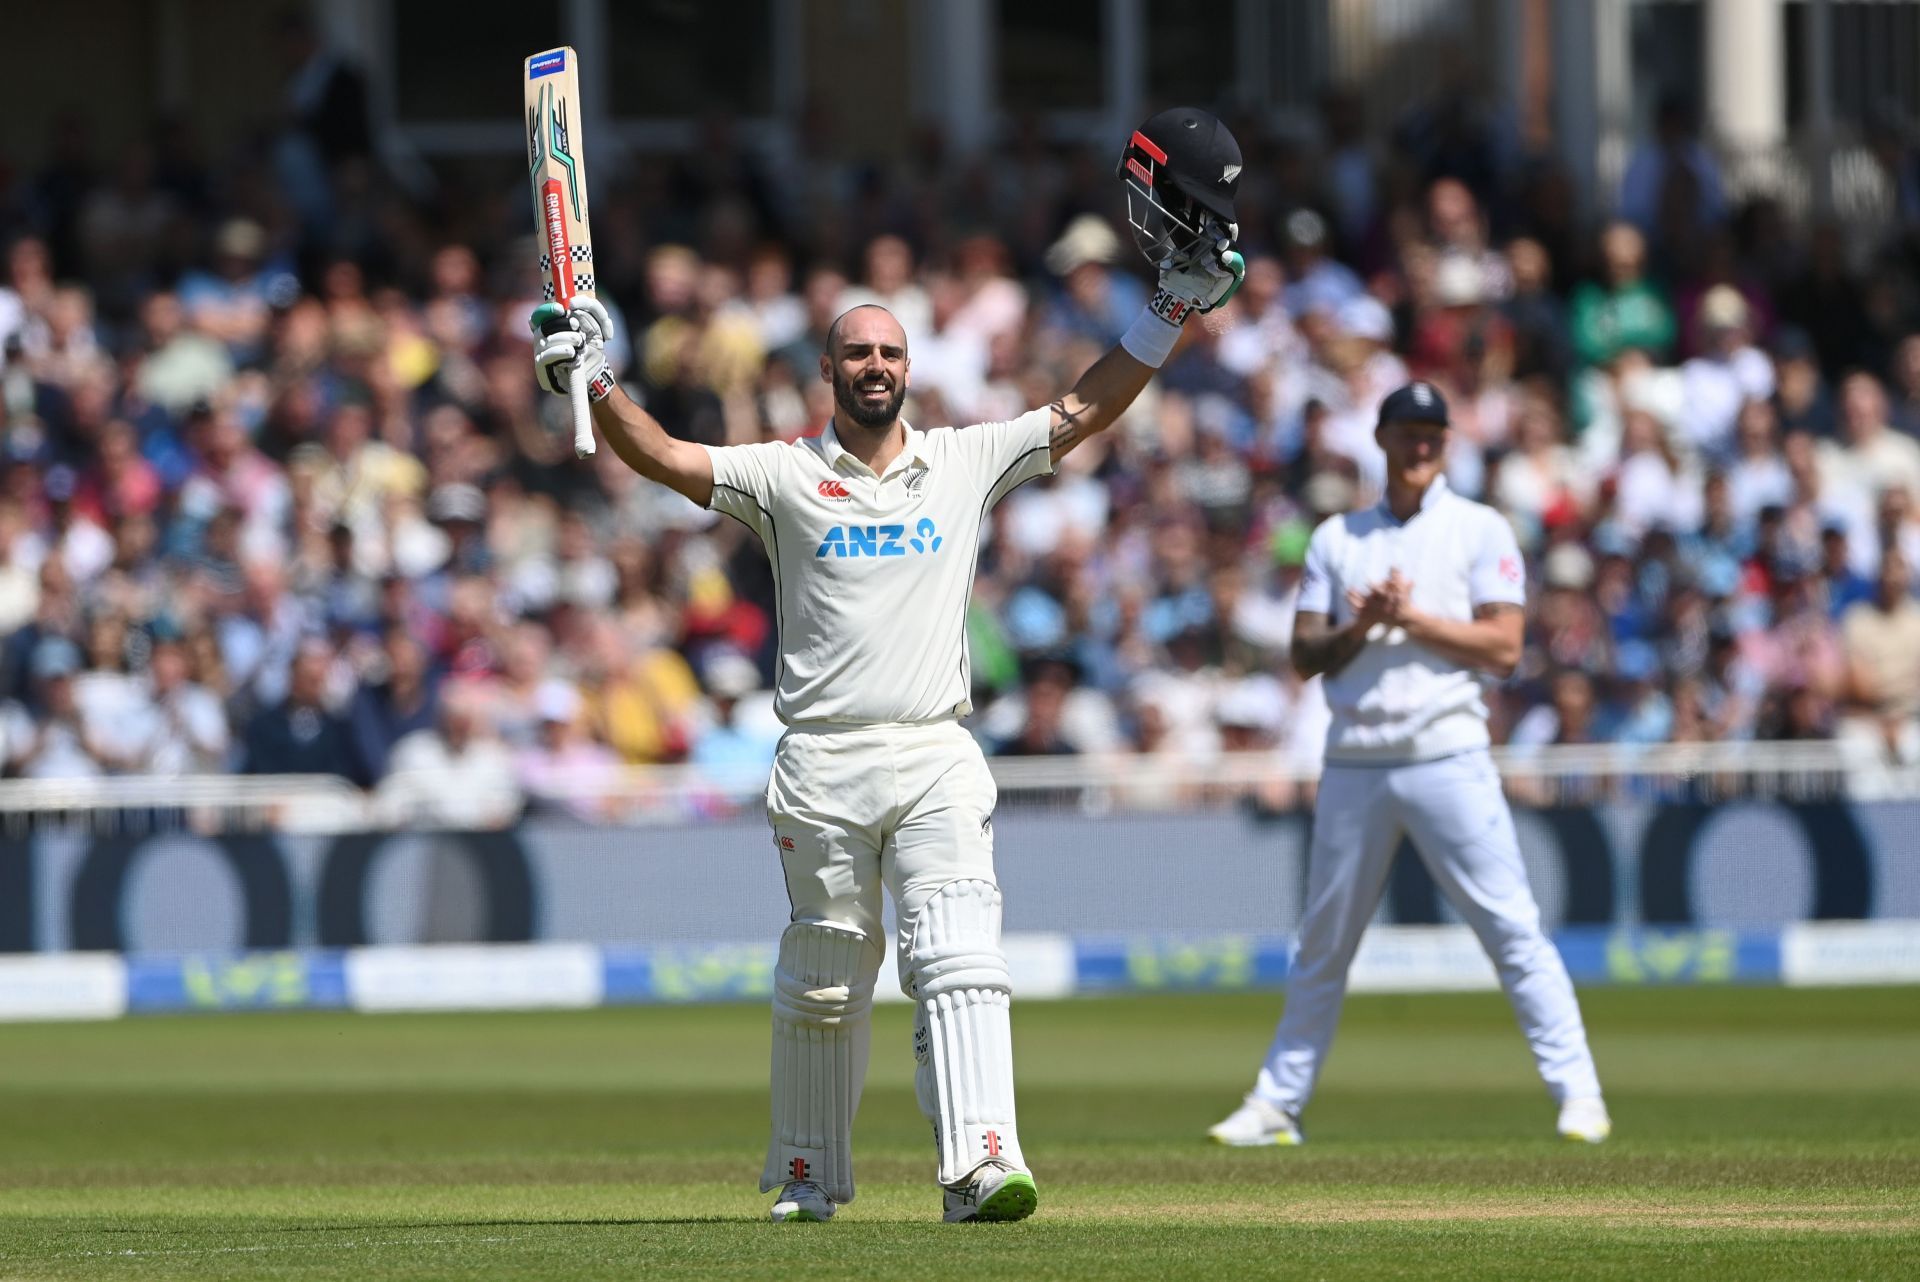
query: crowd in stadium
[{"left": 5, "top": 53, "right": 1920, "bottom": 817}]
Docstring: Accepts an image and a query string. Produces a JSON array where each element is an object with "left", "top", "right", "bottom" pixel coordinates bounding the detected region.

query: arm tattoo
[
  {"left": 1292, "top": 612, "right": 1369, "bottom": 680},
  {"left": 1049, "top": 398, "right": 1092, "bottom": 460},
  {"left": 1473, "top": 603, "right": 1523, "bottom": 621}
]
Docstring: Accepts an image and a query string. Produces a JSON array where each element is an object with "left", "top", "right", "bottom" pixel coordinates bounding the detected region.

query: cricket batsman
[
  {"left": 531, "top": 110, "right": 1245, "bottom": 1221},
  {"left": 1209, "top": 381, "right": 1612, "bottom": 1147}
]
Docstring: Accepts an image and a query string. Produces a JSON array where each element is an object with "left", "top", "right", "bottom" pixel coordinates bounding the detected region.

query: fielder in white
[
  {"left": 531, "top": 108, "right": 1248, "bottom": 1221},
  {"left": 1210, "top": 381, "right": 1612, "bottom": 1148}
]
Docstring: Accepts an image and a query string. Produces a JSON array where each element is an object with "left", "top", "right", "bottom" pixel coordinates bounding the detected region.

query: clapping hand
[{"left": 1346, "top": 571, "right": 1414, "bottom": 630}]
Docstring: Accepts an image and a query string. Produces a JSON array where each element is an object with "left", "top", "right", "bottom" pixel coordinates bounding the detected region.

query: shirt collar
[
  {"left": 819, "top": 420, "right": 927, "bottom": 479},
  {"left": 1377, "top": 474, "right": 1449, "bottom": 524}
]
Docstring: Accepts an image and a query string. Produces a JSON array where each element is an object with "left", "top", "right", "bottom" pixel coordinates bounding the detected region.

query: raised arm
[
  {"left": 531, "top": 300, "right": 713, "bottom": 506},
  {"left": 588, "top": 384, "right": 714, "bottom": 506},
  {"left": 1047, "top": 348, "right": 1154, "bottom": 462},
  {"left": 1047, "top": 243, "right": 1245, "bottom": 464}
]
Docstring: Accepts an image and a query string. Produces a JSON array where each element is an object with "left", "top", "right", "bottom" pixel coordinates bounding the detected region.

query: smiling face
[{"left": 822, "top": 305, "right": 910, "bottom": 431}]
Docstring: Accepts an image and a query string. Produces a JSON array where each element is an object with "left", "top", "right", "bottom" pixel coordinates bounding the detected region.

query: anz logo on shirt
[{"left": 816, "top": 518, "right": 943, "bottom": 558}]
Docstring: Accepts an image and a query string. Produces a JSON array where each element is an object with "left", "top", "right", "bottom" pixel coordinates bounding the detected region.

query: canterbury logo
[{"left": 817, "top": 480, "right": 852, "bottom": 500}]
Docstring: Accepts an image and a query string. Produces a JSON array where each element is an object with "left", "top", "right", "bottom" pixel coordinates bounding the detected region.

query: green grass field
[{"left": 0, "top": 987, "right": 1912, "bottom": 1280}]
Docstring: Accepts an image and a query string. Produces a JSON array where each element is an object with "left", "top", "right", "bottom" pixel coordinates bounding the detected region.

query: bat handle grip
[{"left": 568, "top": 362, "right": 595, "bottom": 458}]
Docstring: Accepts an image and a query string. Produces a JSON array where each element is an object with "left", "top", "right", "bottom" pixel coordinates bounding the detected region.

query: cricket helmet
[{"left": 1115, "top": 107, "right": 1242, "bottom": 266}]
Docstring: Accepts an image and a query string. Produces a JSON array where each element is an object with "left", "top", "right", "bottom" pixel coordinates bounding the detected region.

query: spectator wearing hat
[
  {"left": 689, "top": 648, "right": 780, "bottom": 781},
  {"left": 1570, "top": 221, "right": 1675, "bottom": 368},
  {"left": 1677, "top": 286, "right": 1775, "bottom": 458},
  {"left": 176, "top": 218, "right": 283, "bottom": 364},
  {"left": 1040, "top": 215, "right": 1146, "bottom": 346},
  {"left": 0, "top": 637, "right": 111, "bottom": 778},
  {"left": 514, "top": 678, "right": 620, "bottom": 822},
  {"left": 1303, "top": 294, "right": 1408, "bottom": 497},
  {"left": 1839, "top": 548, "right": 1920, "bottom": 761},
  {"left": 1281, "top": 209, "right": 1365, "bottom": 320},
  {"left": 1600, "top": 639, "right": 1674, "bottom": 745}
]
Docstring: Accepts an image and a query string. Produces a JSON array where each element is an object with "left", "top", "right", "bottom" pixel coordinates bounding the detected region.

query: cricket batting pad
[
  {"left": 762, "top": 921, "right": 882, "bottom": 1204},
  {"left": 902, "top": 879, "right": 1027, "bottom": 1185}
]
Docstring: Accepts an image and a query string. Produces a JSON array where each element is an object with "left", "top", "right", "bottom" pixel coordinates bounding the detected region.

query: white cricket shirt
[
  {"left": 704, "top": 409, "right": 1054, "bottom": 726},
  {"left": 1298, "top": 476, "right": 1526, "bottom": 764}
]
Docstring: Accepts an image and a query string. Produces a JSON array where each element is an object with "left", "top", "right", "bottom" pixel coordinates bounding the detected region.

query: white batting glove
[
  {"left": 529, "top": 301, "right": 615, "bottom": 401},
  {"left": 1122, "top": 219, "right": 1246, "bottom": 367},
  {"left": 1149, "top": 219, "right": 1246, "bottom": 323},
  {"left": 566, "top": 297, "right": 613, "bottom": 345}
]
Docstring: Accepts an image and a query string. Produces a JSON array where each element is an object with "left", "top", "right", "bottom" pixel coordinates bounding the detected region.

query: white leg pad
[
  {"left": 762, "top": 921, "right": 882, "bottom": 1204},
  {"left": 903, "top": 879, "right": 1027, "bottom": 1185}
]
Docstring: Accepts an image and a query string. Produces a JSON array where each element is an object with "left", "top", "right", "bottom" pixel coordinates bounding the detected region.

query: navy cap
[{"left": 1378, "top": 381, "right": 1450, "bottom": 427}]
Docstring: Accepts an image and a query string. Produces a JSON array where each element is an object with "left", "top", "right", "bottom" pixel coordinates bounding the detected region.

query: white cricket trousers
[
  {"left": 767, "top": 719, "right": 999, "bottom": 943},
  {"left": 1255, "top": 750, "right": 1603, "bottom": 1111}
]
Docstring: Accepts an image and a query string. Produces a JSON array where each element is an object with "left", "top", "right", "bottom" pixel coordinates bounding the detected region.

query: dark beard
[{"left": 832, "top": 369, "right": 906, "bottom": 428}]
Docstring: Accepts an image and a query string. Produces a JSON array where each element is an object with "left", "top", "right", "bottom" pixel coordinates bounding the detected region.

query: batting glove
[
  {"left": 1150, "top": 219, "right": 1246, "bottom": 323},
  {"left": 529, "top": 301, "right": 616, "bottom": 401}
]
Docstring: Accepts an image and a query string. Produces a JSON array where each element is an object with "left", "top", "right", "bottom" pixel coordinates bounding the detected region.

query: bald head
[
  {"left": 826, "top": 304, "right": 907, "bottom": 359},
  {"left": 822, "top": 305, "right": 910, "bottom": 430}
]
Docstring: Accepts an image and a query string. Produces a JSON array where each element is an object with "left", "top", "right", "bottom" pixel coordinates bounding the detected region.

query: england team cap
[{"left": 1378, "top": 381, "right": 1450, "bottom": 427}]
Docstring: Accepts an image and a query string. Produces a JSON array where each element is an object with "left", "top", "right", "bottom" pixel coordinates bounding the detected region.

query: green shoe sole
[{"left": 975, "top": 1172, "right": 1038, "bottom": 1222}]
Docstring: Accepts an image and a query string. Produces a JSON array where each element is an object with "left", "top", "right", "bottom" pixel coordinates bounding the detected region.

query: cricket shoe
[
  {"left": 1208, "top": 1094, "right": 1304, "bottom": 1146},
  {"left": 769, "top": 1178, "right": 836, "bottom": 1222},
  {"left": 1557, "top": 1096, "right": 1612, "bottom": 1144},
  {"left": 943, "top": 1161, "right": 1039, "bottom": 1223}
]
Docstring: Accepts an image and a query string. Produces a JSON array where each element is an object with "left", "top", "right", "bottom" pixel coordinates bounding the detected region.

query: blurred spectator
[
  {"left": 1677, "top": 287, "right": 1774, "bottom": 458},
  {"left": 1041, "top": 216, "right": 1145, "bottom": 346},
  {"left": 381, "top": 685, "right": 522, "bottom": 829},
  {"left": 688, "top": 649, "right": 779, "bottom": 779},
  {"left": 241, "top": 640, "right": 360, "bottom": 780},
  {"left": 140, "top": 629, "right": 230, "bottom": 774},
  {"left": 514, "top": 679, "right": 621, "bottom": 822},
  {"left": 1769, "top": 327, "right": 1835, "bottom": 437},
  {"left": 1281, "top": 210, "right": 1365, "bottom": 319},
  {"left": 1570, "top": 222, "right": 1674, "bottom": 368},
  {"left": 1, "top": 637, "right": 109, "bottom": 778},
  {"left": 1839, "top": 549, "right": 1920, "bottom": 762},
  {"left": 347, "top": 628, "right": 441, "bottom": 784},
  {"left": 1618, "top": 94, "right": 1726, "bottom": 243}
]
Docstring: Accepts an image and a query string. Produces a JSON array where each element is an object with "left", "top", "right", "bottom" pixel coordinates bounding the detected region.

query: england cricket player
[
  {"left": 1209, "top": 381, "right": 1611, "bottom": 1147},
  {"left": 532, "top": 110, "right": 1247, "bottom": 1222}
]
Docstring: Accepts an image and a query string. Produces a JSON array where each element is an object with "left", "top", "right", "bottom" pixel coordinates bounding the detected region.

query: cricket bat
[{"left": 524, "top": 46, "right": 597, "bottom": 458}]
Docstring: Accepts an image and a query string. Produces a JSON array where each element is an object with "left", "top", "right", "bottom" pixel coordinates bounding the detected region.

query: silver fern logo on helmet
[{"left": 1114, "top": 108, "right": 1242, "bottom": 268}]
